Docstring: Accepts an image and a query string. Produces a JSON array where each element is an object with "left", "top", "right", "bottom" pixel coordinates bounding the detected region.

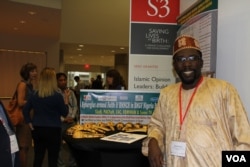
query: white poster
[{"left": 129, "top": 55, "right": 175, "bottom": 91}]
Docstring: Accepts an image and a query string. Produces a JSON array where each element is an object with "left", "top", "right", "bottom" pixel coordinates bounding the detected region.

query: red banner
[{"left": 131, "top": 0, "right": 179, "bottom": 23}]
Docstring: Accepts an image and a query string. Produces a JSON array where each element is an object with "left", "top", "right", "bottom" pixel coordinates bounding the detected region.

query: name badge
[
  {"left": 170, "top": 141, "right": 186, "bottom": 157},
  {"left": 10, "top": 135, "right": 19, "bottom": 153}
]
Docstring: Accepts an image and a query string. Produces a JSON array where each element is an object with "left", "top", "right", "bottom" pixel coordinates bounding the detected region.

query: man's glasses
[{"left": 174, "top": 55, "right": 201, "bottom": 63}]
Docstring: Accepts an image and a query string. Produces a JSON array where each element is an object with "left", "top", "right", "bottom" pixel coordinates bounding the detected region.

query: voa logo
[{"left": 226, "top": 155, "right": 247, "bottom": 162}]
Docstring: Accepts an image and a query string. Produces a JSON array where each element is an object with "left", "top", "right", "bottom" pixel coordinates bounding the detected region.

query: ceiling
[{"left": 0, "top": 0, "right": 129, "bottom": 67}]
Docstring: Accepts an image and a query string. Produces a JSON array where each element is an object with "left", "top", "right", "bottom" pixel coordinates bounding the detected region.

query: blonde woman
[{"left": 23, "top": 67, "right": 69, "bottom": 167}]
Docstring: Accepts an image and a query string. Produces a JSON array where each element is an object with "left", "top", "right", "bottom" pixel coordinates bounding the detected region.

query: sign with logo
[
  {"left": 131, "top": 0, "right": 180, "bottom": 23},
  {"left": 129, "top": 0, "right": 180, "bottom": 91},
  {"left": 79, "top": 90, "right": 160, "bottom": 124},
  {"left": 222, "top": 151, "right": 250, "bottom": 167}
]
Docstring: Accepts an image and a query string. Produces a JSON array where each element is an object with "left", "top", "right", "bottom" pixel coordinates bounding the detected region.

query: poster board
[
  {"left": 80, "top": 90, "right": 159, "bottom": 124},
  {"left": 177, "top": 9, "right": 218, "bottom": 75},
  {"left": 129, "top": 0, "right": 180, "bottom": 91}
]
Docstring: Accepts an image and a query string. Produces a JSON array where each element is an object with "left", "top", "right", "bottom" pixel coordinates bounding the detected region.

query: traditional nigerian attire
[{"left": 142, "top": 77, "right": 250, "bottom": 167}]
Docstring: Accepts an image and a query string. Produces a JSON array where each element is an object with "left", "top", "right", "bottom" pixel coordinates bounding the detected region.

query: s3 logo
[{"left": 147, "top": 0, "right": 170, "bottom": 18}]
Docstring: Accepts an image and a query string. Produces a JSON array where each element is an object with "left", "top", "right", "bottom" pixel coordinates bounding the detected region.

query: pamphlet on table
[{"left": 101, "top": 132, "right": 147, "bottom": 144}]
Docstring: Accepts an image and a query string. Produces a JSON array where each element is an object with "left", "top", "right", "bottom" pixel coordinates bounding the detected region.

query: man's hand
[
  {"left": 148, "top": 138, "right": 165, "bottom": 167},
  {"left": 64, "top": 88, "right": 71, "bottom": 97}
]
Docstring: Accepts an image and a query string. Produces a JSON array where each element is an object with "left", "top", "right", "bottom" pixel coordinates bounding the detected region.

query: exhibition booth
[{"left": 63, "top": 90, "right": 159, "bottom": 167}]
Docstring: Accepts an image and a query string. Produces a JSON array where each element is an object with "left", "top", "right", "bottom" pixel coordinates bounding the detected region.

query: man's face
[
  {"left": 57, "top": 75, "right": 67, "bottom": 90},
  {"left": 173, "top": 49, "right": 203, "bottom": 85}
]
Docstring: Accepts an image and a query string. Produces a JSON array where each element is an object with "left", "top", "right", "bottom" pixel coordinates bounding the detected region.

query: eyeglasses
[{"left": 174, "top": 55, "right": 201, "bottom": 63}]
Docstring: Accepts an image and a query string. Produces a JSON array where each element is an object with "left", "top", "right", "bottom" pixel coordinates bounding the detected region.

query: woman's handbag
[{"left": 6, "top": 85, "right": 24, "bottom": 126}]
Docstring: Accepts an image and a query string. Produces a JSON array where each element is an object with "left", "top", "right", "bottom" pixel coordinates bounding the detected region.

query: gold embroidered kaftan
[{"left": 142, "top": 77, "right": 250, "bottom": 167}]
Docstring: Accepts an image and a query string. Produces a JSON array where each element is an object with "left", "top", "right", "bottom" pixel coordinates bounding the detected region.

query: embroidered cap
[{"left": 173, "top": 35, "right": 201, "bottom": 56}]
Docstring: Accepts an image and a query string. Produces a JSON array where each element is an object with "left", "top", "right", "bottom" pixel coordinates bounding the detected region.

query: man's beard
[{"left": 177, "top": 69, "right": 200, "bottom": 85}]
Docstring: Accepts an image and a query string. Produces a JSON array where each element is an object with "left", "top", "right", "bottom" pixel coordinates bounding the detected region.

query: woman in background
[
  {"left": 106, "top": 69, "right": 126, "bottom": 90},
  {"left": 23, "top": 67, "right": 69, "bottom": 167},
  {"left": 16, "top": 62, "right": 37, "bottom": 167}
]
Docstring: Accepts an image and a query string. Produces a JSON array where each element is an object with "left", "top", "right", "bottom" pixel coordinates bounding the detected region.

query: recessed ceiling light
[
  {"left": 78, "top": 54, "right": 83, "bottom": 56},
  {"left": 28, "top": 11, "right": 36, "bottom": 15},
  {"left": 111, "top": 50, "right": 116, "bottom": 53},
  {"left": 79, "top": 44, "right": 84, "bottom": 47},
  {"left": 120, "top": 47, "right": 125, "bottom": 50},
  {"left": 77, "top": 48, "right": 82, "bottom": 51},
  {"left": 20, "top": 20, "right": 26, "bottom": 24}
]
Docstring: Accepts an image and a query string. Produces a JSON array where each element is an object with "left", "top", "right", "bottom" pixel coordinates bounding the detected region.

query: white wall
[{"left": 217, "top": 0, "right": 250, "bottom": 118}]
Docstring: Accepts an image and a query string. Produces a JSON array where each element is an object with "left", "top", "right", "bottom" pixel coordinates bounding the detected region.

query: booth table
[{"left": 63, "top": 132, "right": 150, "bottom": 167}]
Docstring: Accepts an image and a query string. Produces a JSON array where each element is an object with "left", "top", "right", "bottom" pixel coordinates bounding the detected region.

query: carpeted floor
[
  {"left": 27, "top": 147, "right": 49, "bottom": 167},
  {"left": 27, "top": 144, "right": 70, "bottom": 167}
]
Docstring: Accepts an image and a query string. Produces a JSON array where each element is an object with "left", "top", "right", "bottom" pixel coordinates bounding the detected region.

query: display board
[
  {"left": 129, "top": 0, "right": 180, "bottom": 91},
  {"left": 177, "top": 0, "right": 218, "bottom": 25},
  {"left": 177, "top": 10, "right": 218, "bottom": 75},
  {"left": 79, "top": 90, "right": 159, "bottom": 124}
]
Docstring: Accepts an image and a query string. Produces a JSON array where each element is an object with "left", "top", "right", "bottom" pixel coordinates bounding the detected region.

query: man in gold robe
[{"left": 142, "top": 35, "right": 250, "bottom": 167}]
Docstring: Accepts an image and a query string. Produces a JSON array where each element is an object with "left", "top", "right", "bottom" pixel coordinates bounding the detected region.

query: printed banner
[
  {"left": 129, "top": 55, "right": 176, "bottom": 91},
  {"left": 177, "top": 9, "right": 218, "bottom": 75},
  {"left": 177, "top": 0, "right": 218, "bottom": 24},
  {"left": 130, "top": 23, "right": 179, "bottom": 55},
  {"left": 129, "top": 0, "right": 180, "bottom": 91},
  {"left": 80, "top": 90, "right": 160, "bottom": 124},
  {"left": 131, "top": 0, "right": 180, "bottom": 23}
]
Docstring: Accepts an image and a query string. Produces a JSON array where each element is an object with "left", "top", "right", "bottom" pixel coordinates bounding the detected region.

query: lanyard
[{"left": 179, "top": 76, "right": 203, "bottom": 130}]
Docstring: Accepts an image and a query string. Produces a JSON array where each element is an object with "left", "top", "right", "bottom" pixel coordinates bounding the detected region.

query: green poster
[{"left": 80, "top": 90, "right": 159, "bottom": 124}]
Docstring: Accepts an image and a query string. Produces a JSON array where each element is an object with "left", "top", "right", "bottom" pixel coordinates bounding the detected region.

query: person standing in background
[
  {"left": 105, "top": 69, "right": 126, "bottom": 90},
  {"left": 73, "top": 76, "right": 85, "bottom": 94},
  {"left": 91, "top": 75, "right": 103, "bottom": 89},
  {"left": 142, "top": 35, "right": 250, "bottom": 167},
  {"left": 73, "top": 76, "right": 85, "bottom": 113},
  {"left": 89, "top": 77, "right": 95, "bottom": 89},
  {"left": 16, "top": 62, "right": 38, "bottom": 167},
  {"left": 56, "top": 72, "right": 78, "bottom": 167},
  {"left": 84, "top": 77, "right": 95, "bottom": 89},
  {"left": 23, "top": 67, "right": 69, "bottom": 167},
  {"left": 0, "top": 100, "right": 20, "bottom": 167}
]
